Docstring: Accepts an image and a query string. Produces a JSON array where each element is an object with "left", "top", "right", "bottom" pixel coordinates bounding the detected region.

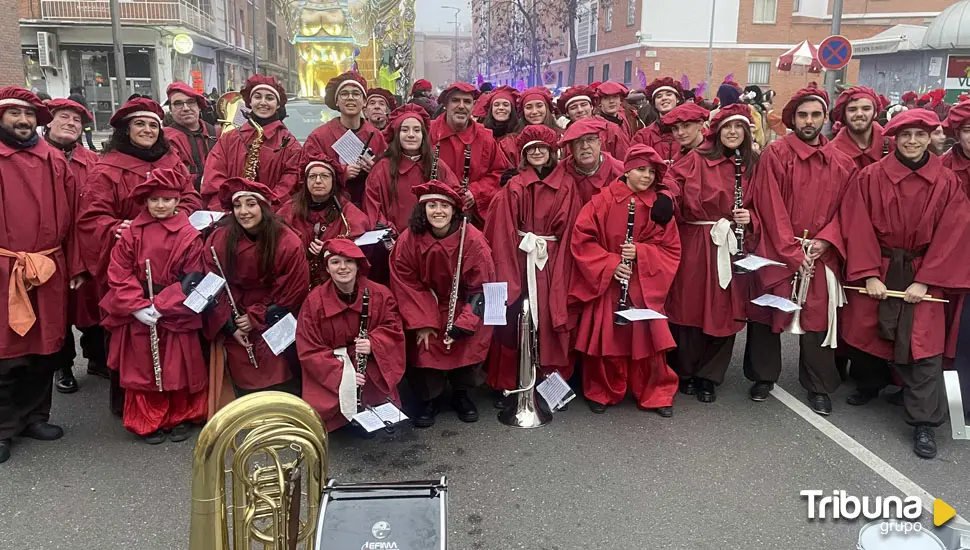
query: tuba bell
[
  {"left": 498, "top": 298, "right": 553, "bottom": 428},
  {"left": 216, "top": 91, "right": 244, "bottom": 133},
  {"left": 189, "top": 391, "right": 329, "bottom": 550}
]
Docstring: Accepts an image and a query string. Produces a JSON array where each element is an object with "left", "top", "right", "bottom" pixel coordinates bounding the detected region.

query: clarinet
[
  {"left": 145, "top": 259, "right": 163, "bottom": 392},
  {"left": 614, "top": 199, "right": 636, "bottom": 326},
  {"left": 460, "top": 145, "right": 472, "bottom": 193},
  {"left": 355, "top": 288, "right": 370, "bottom": 409},
  {"left": 732, "top": 149, "right": 748, "bottom": 273},
  {"left": 430, "top": 145, "right": 440, "bottom": 180}
]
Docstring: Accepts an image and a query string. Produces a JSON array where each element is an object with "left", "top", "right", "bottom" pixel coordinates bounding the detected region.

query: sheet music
[
  {"left": 332, "top": 129, "right": 365, "bottom": 165},
  {"left": 262, "top": 313, "right": 297, "bottom": 356},
  {"left": 354, "top": 229, "right": 390, "bottom": 246},
  {"left": 733, "top": 254, "right": 786, "bottom": 272},
  {"left": 615, "top": 308, "right": 667, "bottom": 322},
  {"left": 483, "top": 282, "right": 508, "bottom": 326},
  {"left": 751, "top": 293, "right": 801, "bottom": 313},
  {"left": 352, "top": 403, "right": 409, "bottom": 432},
  {"left": 188, "top": 210, "right": 225, "bottom": 231},
  {"left": 537, "top": 372, "right": 576, "bottom": 411},
  {"left": 182, "top": 272, "right": 226, "bottom": 313}
]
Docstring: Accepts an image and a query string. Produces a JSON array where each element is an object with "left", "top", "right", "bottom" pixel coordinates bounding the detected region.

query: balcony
[{"left": 40, "top": 0, "right": 216, "bottom": 36}]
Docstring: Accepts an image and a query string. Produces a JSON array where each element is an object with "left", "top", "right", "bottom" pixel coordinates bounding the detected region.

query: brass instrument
[
  {"left": 210, "top": 246, "right": 260, "bottom": 368},
  {"left": 355, "top": 288, "right": 370, "bottom": 409},
  {"left": 145, "top": 259, "right": 163, "bottom": 392},
  {"left": 498, "top": 298, "right": 552, "bottom": 428},
  {"left": 243, "top": 117, "right": 265, "bottom": 182},
  {"left": 732, "top": 149, "right": 748, "bottom": 273},
  {"left": 331, "top": 196, "right": 352, "bottom": 238},
  {"left": 788, "top": 230, "right": 814, "bottom": 335},
  {"left": 614, "top": 199, "right": 636, "bottom": 326},
  {"left": 215, "top": 91, "right": 243, "bottom": 133},
  {"left": 189, "top": 391, "right": 329, "bottom": 550},
  {"left": 443, "top": 215, "right": 468, "bottom": 351},
  {"left": 430, "top": 145, "right": 440, "bottom": 180}
]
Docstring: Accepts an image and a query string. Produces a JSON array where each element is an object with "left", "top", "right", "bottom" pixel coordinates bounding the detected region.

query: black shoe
[
  {"left": 887, "top": 389, "right": 904, "bottom": 407},
  {"left": 55, "top": 368, "right": 79, "bottom": 394},
  {"left": 169, "top": 423, "right": 191, "bottom": 443},
  {"left": 412, "top": 400, "right": 439, "bottom": 428},
  {"left": 679, "top": 378, "right": 697, "bottom": 396},
  {"left": 809, "top": 392, "right": 832, "bottom": 416},
  {"left": 492, "top": 391, "right": 511, "bottom": 410},
  {"left": 20, "top": 421, "right": 63, "bottom": 441},
  {"left": 835, "top": 357, "right": 849, "bottom": 382},
  {"left": 0, "top": 439, "right": 10, "bottom": 464},
  {"left": 749, "top": 382, "right": 774, "bottom": 402},
  {"left": 654, "top": 406, "right": 674, "bottom": 418},
  {"left": 143, "top": 430, "right": 166, "bottom": 445},
  {"left": 696, "top": 379, "right": 716, "bottom": 403},
  {"left": 846, "top": 389, "right": 879, "bottom": 406},
  {"left": 450, "top": 391, "right": 479, "bottom": 423},
  {"left": 86, "top": 362, "right": 111, "bottom": 379},
  {"left": 587, "top": 399, "right": 607, "bottom": 414},
  {"left": 913, "top": 426, "right": 937, "bottom": 459}
]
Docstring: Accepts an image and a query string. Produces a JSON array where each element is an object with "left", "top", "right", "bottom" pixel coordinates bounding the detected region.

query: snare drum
[{"left": 857, "top": 520, "right": 946, "bottom": 550}]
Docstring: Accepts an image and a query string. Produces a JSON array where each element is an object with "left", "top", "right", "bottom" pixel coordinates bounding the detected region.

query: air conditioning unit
[{"left": 37, "top": 32, "right": 59, "bottom": 68}]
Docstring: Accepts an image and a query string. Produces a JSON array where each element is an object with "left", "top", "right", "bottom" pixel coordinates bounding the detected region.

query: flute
[
  {"left": 209, "top": 246, "right": 259, "bottom": 368},
  {"left": 145, "top": 259, "right": 163, "bottom": 392},
  {"left": 843, "top": 286, "right": 948, "bottom": 303},
  {"left": 444, "top": 215, "right": 469, "bottom": 351}
]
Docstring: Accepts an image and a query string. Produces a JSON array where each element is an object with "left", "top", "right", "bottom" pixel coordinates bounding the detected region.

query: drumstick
[{"left": 843, "top": 286, "right": 949, "bottom": 303}]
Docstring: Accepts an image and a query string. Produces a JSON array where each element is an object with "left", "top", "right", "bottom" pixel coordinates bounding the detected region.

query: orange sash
[{"left": 0, "top": 246, "right": 59, "bottom": 336}]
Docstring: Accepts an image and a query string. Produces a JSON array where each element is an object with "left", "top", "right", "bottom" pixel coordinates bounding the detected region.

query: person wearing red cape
[
  {"left": 663, "top": 104, "right": 759, "bottom": 403},
  {"left": 478, "top": 86, "right": 521, "bottom": 164},
  {"left": 659, "top": 102, "right": 710, "bottom": 174},
  {"left": 558, "top": 117, "right": 625, "bottom": 205},
  {"left": 502, "top": 86, "right": 563, "bottom": 167},
  {"left": 430, "top": 82, "right": 512, "bottom": 225},
  {"left": 202, "top": 75, "right": 302, "bottom": 209},
  {"left": 569, "top": 144, "right": 681, "bottom": 416},
  {"left": 745, "top": 85, "right": 856, "bottom": 416},
  {"left": 203, "top": 178, "right": 309, "bottom": 405},
  {"left": 389, "top": 180, "right": 495, "bottom": 428},
  {"left": 0, "top": 87, "right": 85, "bottom": 465},
  {"left": 162, "top": 82, "right": 218, "bottom": 190},
  {"left": 596, "top": 82, "right": 641, "bottom": 138},
  {"left": 364, "top": 87, "right": 397, "bottom": 131},
  {"left": 303, "top": 72, "right": 389, "bottom": 208},
  {"left": 557, "top": 86, "right": 630, "bottom": 161},
  {"left": 484, "top": 125, "right": 582, "bottom": 403},
  {"left": 100, "top": 168, "right": 207, "bottom": 444},
  {"left": 839, "top": 109, "right": 970, "bottom": 459},
  {"left": 43, "top": 98, "right": 108, "bottom": 393},
  {"left": 296, "top": 239, "right": 406, "bottom": 434},
  {"left": 632, "top": 77, "right": 685, "bottom": 163},
  {"left": 277, "top": 152, "right": 368, "bottom": 288}
]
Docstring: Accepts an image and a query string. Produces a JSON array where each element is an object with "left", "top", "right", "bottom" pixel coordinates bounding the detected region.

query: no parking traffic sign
[{"left": 818, "top": 35, "right": 852, "bottom": 71}]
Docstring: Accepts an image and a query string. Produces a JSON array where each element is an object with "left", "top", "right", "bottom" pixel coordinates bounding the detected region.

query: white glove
[{"left": 133, "top": 306, "right": 161, "bottom": 326}]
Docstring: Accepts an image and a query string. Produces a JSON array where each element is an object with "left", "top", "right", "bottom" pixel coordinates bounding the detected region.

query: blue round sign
[{"left": 818, "top": 35, "right": 852, "bottom": 71}]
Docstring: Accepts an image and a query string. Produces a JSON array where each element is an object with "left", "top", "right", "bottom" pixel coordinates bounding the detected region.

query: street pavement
[{"left": 1, "top": 332, "right": 968, "bottom": 549}]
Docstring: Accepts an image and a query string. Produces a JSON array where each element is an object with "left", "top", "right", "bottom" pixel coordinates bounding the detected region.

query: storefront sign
[{"left": 173, "top": 34, "right": 194, "bottom": 55}]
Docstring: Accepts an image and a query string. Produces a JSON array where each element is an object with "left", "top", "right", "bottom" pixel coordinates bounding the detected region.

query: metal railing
[{"left": 40, "top": 0, "right": 215, "bottom": 35}]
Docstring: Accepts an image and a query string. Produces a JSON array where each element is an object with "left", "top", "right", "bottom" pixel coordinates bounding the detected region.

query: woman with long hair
[
  {"left": 663, "top": 104, "right": 759, "bottom": 404},
  {"left": 203, "top": 178, "right": 309, "bottom": 402},
  {"left": 277, "top": 153, "right": 368, "bottom": 288},
  {"left": 484, "top": 125, "right": 581, "bottom": 405},
  {"left": 389, "top": 181, "right": 495, "bottom": 429},
  {"left": 480, "top": 86, "right": 521, "bottom": 164},
  {"left": 501, "top": 86, "right": 562, "bottom": 166}
]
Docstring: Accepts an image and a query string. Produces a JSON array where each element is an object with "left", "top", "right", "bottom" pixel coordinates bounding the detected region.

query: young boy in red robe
[
  {"left": 296, "top": 239, "right": 406, "bottom": 434},
  {"left": 100, "top": 168, "right": 207, "bottom": 444},
  {"left": 558, "top": 86, "right": 631, "bottom": 161},
  {"left": 632, "top": 77, "right": 685, "bottom": 163},
  {"left": 569, "top": 144, "right": 681, "bottom": 416}
]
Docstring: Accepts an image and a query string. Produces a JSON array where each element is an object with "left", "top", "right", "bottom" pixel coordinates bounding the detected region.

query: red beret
[
  {"left": 883, "top": 109, "right": 942, "bottom": 137},
  {"left": 472, "top": 91, "right": 492, "bottom": 119},
  {"left": 411, "top": 79, "right": 433, "bottom": 95},
  {"left": 165, "top": 82, "right": 206, "bottom": 109},
  {"left": 128, "top": 167, "right": 185, "bottom": 202},
  {"left": 944, "top": 100, "right": 970, "bottom": 137},
  {"left": 218, "top": 177, "right": 276, "bottom": 211},
  {"left": 437, "top": 82, "right": 480, "bottom": 105},
  {"left": 623, "top": 143, "right": 666, "bottom": 174},
  {"left": 781, "top": 84, "right": 830, "bottom": 130},
  {"left": 412, "top": 179, "right": 463, "bottom": 207},
  {"left": 242, "top": 75, "right": 287, "bottom": 108},
  {"left": 559, "top": 116, "right": 606, "bottom": 146},
  {"left": 324, "top": 71, "right": 367, "bottom": 110},
  {"left": 596, "top": 81, "right": 629, "bottom": 99},
  {"left": 556, "top": 86, "right": 595, "bottom": 115},
  {"left": 47, "top": 98, "right": 92, "bottom": 124},
  {"left": 660, "top": 102, "right": 710, "bottom": 126},
  {"left": 322, "top": 238, "right": 370, "bottom": 277},
  {"left": 109, "top": 97, "right": 164, "bottom": 129},
  {"left": 709, "top": 103, "right": 752, "bottom": 132},
  {"left": 384, "top": 104, "right": 431, "bottom": 142},
  {"left": 517, "top": 124, "right": 559, "bottom": 153},
  {"left": 901, "top": 91, "right": 918, "bottom": 105},
  {"left": 645, "top": 77, "right": 684, "bottom": 101},
  {"left": 0, "top": 86, "right": 52, "bottom": 126},
  {"left": 302, "top": 150, "right": 344, "bottom": 188},
  {"left": 489, "top": 86, "right": 520, "bottom": 108},
  {"left": 831, "top": 86, "right": 880, "bottom": 125},
  {"left": 519, "top": 86, "right": 554, "bottom": 113},
  {"left": 365, "top": 88, "right": 397, "bottom": 110}
]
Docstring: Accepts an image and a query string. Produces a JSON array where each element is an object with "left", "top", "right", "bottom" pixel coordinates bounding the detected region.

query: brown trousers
[
  {"left": 0, "top": 354, "right": 57, "bottom": 440},
  {"left": 742, "top": 322, "right": 841, "bottom": 394},
  {"left": 848, "top": 347, "right": 946, "bottom": 427},
  {"left": 408, "top": 365, "right": 478, "bottom": 401},
  {"left": 668, "top": 324, "right": 736, "bottom": 385}
]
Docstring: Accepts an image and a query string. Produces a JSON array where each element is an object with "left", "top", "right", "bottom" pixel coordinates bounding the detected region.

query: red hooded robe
[
  {"left": 363, "top": 156, "right": 460, "bottom": 233},
  {"left": 429, "top": 116, "right": 511, "bottom": 221},
  {"left": 561, "top": 153, "right": 625, "bottom": 205},
  {"left": 63, "top": 145, "right": 102, "bottom": 328},
  {"left": 302, "top": 118, "right": 389, "bottom": 206}
]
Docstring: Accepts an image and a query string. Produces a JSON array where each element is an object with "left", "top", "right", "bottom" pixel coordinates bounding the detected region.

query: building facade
[{"left": 413, "top": 30, "right": 475, "bottom": 90}]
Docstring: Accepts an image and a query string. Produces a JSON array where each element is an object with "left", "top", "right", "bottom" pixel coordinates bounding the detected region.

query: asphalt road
[{"left": 1, "top": 331, "right": 968, "bottom": 550}]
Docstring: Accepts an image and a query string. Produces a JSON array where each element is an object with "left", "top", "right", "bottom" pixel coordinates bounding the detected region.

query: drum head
[{"left": 857, "top": 520, "right": 946, "bottom": 550}]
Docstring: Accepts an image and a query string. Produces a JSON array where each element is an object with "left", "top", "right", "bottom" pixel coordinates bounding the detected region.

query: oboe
[
  {"left": 732, "top": 149, "right": 748, "bottom": 273},
  {"left": 614, "top": 199, "right": 636, "bottom": 326},
  {"left": 444, "top": 215, "right": 469, "bottom": 351},
  {"left": 308, "top": 222, "right": 326, "bottom": 290},
  {"left": 355, "top": 288, "right": 370, "bottom": 409},
  {"left": 145, "top": 259, "right": 163, "bottom": 391},
  {"left": 209, "top": 246, "right": 259, "bottom": 368}
]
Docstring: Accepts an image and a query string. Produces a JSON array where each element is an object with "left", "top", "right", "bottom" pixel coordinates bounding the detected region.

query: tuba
[
  {"left": 189, "top": 391, "right": 328, "bottom": 550},
  {"left": 216, "top": 91, "right": 244, "bottom": 133},
  {"left": 498, "top": 298, "right": 553, "bottom": 428}
]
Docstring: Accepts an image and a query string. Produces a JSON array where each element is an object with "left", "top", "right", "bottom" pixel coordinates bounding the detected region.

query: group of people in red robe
[{"left": 2, "top": 69, "right": 970, "bottom": 466}]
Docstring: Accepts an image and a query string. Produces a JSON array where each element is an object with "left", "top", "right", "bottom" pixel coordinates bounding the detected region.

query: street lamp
[{"left": 443, "top": 6, "right": 462, "bottom": 84}]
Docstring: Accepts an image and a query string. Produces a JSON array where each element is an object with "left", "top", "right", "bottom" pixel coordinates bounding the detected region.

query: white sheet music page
[
  {"left": 483, "top": 282, "right": 508, "bottom": 326},
  {"left": 262, "top": 313, "right": 298, "bottom": 356},
  {"left": 615, "top": 308, "right": 667, "bottom": 322},
  {"left": 751, "top": 294, "right": 801, "bottom": 313},
  {"left": 354, "top": 229, "right": 390, "bottom": 246},
  {"left": 332, "top": 129, "right": 365, "bottom": 165},
  {"left": 182, "top": 273, "right": 226, "bottom": 313},
  {"left": 733, "top": 254, "right": 786, "bottom": 272},
  {"left": 352, "top": 403, "right": 409, "bottom": 432},
  {"left": 537, "top": 372, "right": 576, "bottom": 411},
  {"left": 188, "top": 210, "right": 225, "bottom": 231}
]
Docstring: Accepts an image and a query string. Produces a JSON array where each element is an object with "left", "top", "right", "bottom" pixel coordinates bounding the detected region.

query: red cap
[
  {"left": 518, "top": 86, "right": 554, "bottom": 113},
  {"left": 517, "top": 124, "right": 559, "bottom": 153},
  {"left": 660, "top": 102, "right": 710, "bottom": 126},
  {"left": 322, "top": 238, "right": 370, "bottom": 277},
  {"left": 411, "top": 179, "right": 463, "bottom": 206},
  {"left": 242, "top": 75, "right": 287, "bottom": 108},
  {"left": 325, "top": 71, "right": 368, "bottom": 110},
  {"left": 218, "top": 177, "right": 275, "bottom": 211},
  {"left": 781, "top": 83, "right": 830, "bottom": 130},
  {"left": 0, "top": 86, "right": 52, "bottom": 126},
  {"left": 883, "top": 109, "right": 942, "bottom": 137},
  {"left": 436, "top": 82, "right": 480, "bottom": 106},
  {"left": 622, "top": 144, "right": 666, "bottom": 174},
  {"left": 944, "top": 100, "right": 970, "bottom": 137},
  {"left": 596, "top": 81, "right": 629, "bottom": 99},
  {"left": 46, "top": 98, "right": 93, "bottom": 124},
  {"left": 709, "top": 103, "right": 752, "bottom": 131},
  {"left": 558, "top": 117, "right": 606, "bottom": 146},
  {"left": 557, "top": 86, "right": 595, "bottom": 115},
  {"left": 165, "top": 82, "right": 206, "bottom": 109},
  {"left": 365, "top": 88, "right": 397, "bottom": 110},
  {"left": 645, "top": 77, "right": 684, "bottom": 101},
  {"left": 302, "top": 151, "right": 344, "bottom": 188},
  {"left": 128, "top": 167, "right": 186, "bottom": 202},
  {"left": 472, "top": 92, "right": 492, "bottom": 119},
  {"left": 109, "top": 97, "right": 164, "bottom": 129},
  {"left": 831, "top": 86, "right": 880, "bottom": 125},
  {"left": 901, "top": 91, "right": 918, "bottom": 105},
  {"left": 384, "top": 104, "right": 431, "bottom": 142},
  {"left": 411, "top": 79, "right": 433, "bottom": 95}
]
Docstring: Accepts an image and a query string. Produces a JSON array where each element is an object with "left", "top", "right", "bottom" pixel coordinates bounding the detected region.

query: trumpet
[
  {"left": 443, "top": 215, "right": 469, "bottom": 351},
  {"left": 614, "top": 199, "right": 636, "bottom": 326},
  {"left": 145, "top": 259, "right": 163, "bottom": 392},
  {"left": 788, "top": 230, "right": 814, "bottom": 335},
  {"left": 210, "top": 246, "right": 259, "bottom": 368}
]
